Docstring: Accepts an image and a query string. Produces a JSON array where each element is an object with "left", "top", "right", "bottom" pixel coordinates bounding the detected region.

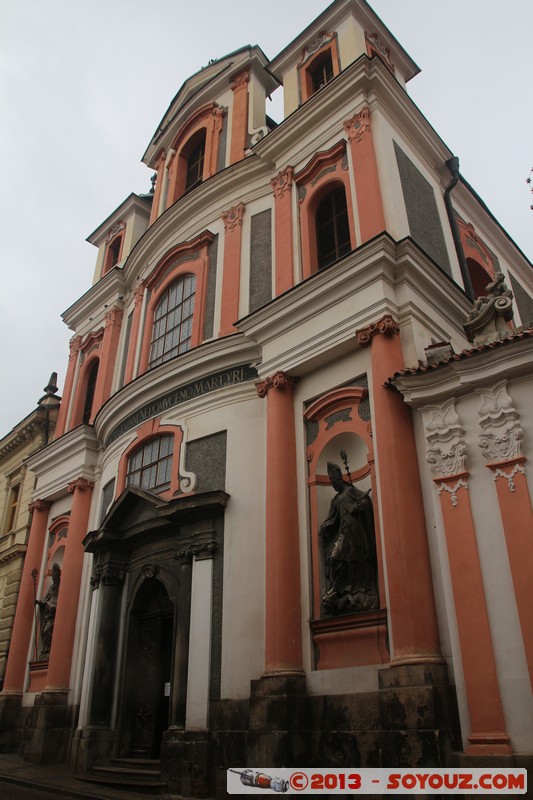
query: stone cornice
[
  {"left": 116, "top": 155, "right": 270, "bottom": 295},
  {"left": 0, "top": 411, "right": 47, "bottom": 464},
  {"left": 237, "top": 235, "right": 469, "bottom": 378},
  {"left": 253, "top": 56, "right": 450, "bottom": 181},
  {"left": 94, "top": 335, "right": 261, "bottom": 448},
  {"left": 25, "top": 425, "right": 99, "bottom": 501},
  {"left": 61, "top": 269, "right": 126, "bottom": 334},
  {"left": 0, "top": 543, "right": 27, "bottom": 566},
  {"left": 393, "top": 335, "right": 533, "bottom": 407},
  {"left": 268, "top": 0, "right": 418, "bottom": 82}
]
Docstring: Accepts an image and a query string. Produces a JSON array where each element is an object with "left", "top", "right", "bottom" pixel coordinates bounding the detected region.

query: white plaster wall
[
  {"left": 336, "top": 14, "right": 365, "bottom": 70},
  {"left": 186, "top": 557, "right": 213, "bottom": 729}
]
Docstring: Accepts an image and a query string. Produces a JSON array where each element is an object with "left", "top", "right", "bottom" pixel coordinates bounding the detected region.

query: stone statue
[
  {"left": 319, "top": 462, "right": 379, "bottom": 615},
  {"left": 35, "top": 563, "right": 61, "bottom": 658}
]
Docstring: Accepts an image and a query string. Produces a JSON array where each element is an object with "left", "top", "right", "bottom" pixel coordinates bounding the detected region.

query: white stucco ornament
[{"left": 476, "top": 380, "right": 523, "bottom": 462}]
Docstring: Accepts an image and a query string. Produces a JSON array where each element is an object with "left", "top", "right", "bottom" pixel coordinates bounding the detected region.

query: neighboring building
[
  {"left": 0, "top": 376, "right": 60, "bottom": 690},
  {"left": 1, "top": 0, "right": 532, "bottom": 796}
]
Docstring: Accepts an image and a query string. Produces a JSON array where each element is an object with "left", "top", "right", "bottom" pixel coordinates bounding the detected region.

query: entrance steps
[{"left": 80, "top": 758, "right": 167, "bottom": 794}]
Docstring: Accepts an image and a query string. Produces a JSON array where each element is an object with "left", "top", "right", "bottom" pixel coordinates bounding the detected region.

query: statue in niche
[
  {"left": 35, "top": 562, "right": 61, "bottom": 658},
  {"left": 319, "top": 461, "right": 379, "bottom": 615}
]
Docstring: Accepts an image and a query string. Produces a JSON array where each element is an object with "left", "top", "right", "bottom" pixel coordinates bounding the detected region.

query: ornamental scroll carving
[
  {"left": 256, "top": 371, "right": 297, "bottom": 398},
  {"left": 463, "top": 272, "right": 514, "bottom": 345},
  {"left": 424, "top": 399, "right": 467, "bottom": 479},
  {"left": 344, "top": 107, "right": 371, "bottom": 144},
  {"left": 476, "top": 381, "right": 523, "bottom": 463},
  {"left": 104, "top": 306, "right": 124, "bottom": 331},
  {"left": 28, "top": 499, "right": 51, "bottom": 514},
  {"left": 222, "top": 202, "right": 245, "bottom": 231},
  {"left": 176, "top": 530, "right": 218, "bottom": 562},
  {"left": 230, "top": 69, "right": 249, "bottom": 93},
  {"left": 69, "top": 336, "right": 83, "bottom": 360},
  {"left": 105, "top": 221, "right": 126, "bottom": 244},
  {"left": 356, "top": 315, "right": 399, "bottom": 348},
  {"left": 271, "top": 167, "right": 294, "bottom": 200},
  {"left": 91, "top": 558, "right": 127, "bottom": 589},
  {"left": 298, "top": 30, "right": 335, "bottom": 66},
  {"left": 67, "top": 478, "right": 95, "bottom": 494}
]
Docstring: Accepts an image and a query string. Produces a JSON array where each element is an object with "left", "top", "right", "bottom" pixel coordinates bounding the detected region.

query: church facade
[{"left": 1, "top": 1, "right": 532, "bottom": 795}]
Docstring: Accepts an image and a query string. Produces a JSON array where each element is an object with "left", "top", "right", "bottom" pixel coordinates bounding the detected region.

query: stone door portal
[{"left": 120, "top": 578, "right": 174, "bottom": 758}]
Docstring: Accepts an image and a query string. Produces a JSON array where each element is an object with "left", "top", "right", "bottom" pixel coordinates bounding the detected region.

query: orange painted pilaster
[
  {"left": 149, "top": 150, "right": 167, "bottom": 225},
  {"left": 344, "top": 107, "right": 385, "bottom": 243},
  {"left": 54, "top": 336, "right": 82, "bottom": 438},
  {"left": 219, "top": 203, "right": 245, "bottom": 337},
  {"left": 487, "top": 456, "right": 533, "bottom": 691},
  {"left": 124, "top": 281, "right": 146, "bottom": 384},
  {"left": 271, "top": 168, "right": 294, "bottom": 296},
  {"left": 229, "top": 70, "right": 249, "bottom": 165},
  {"left": 90, "top": 306, "right": 123, "bottom": 419},
  {"left": 256, "top": 373, "right": 303, "bottom": 675},
  {"left": 435, "top": 473, "right": 511, "bottom": 755},
  {"left": 45, "top": 478, "right": 94, "bottom": 691},
  {"left": 2, "top": 500, "right": 51, "bottom": 693},
  {"left": 357, "top": 316, "right": 441, "bottom": 662}
]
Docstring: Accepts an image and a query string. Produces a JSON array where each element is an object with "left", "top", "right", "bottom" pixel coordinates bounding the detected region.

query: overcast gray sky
[{"left": 1, "top": 0, "right": 532, "bottom": 436}]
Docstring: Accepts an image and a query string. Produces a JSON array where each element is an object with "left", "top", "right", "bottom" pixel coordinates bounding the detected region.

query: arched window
[
  {"left": 126, "top": 435, "right": 173, "bottom": 494},
  {"left": 184, "top": 130, "right": 206, "bottom": 192},
  {"left": 149, "top": 274, "right": 196, "bottom": 368},
  {"left": 82, "top": 359, "right": 99, "bottom": 424},
  {"left": 103, "top": 234, "right": 123, "bottom": 274},
  {"left": 315, "top": 186, "right": 351, "bottom": 270},
  {"left": 309, "top": 50, "right": 334, "bottom": 93}
]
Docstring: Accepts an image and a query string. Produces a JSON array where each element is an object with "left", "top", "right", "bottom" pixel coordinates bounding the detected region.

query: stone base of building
[
  {"left": 0, "top": 664, "right": 485, "bottom": 797},
  {"left": 0, "top": 693, "right": 31, "bottom": 753},
  {"left": 20, "top": 690, "right": 77, "bottom": 765}
]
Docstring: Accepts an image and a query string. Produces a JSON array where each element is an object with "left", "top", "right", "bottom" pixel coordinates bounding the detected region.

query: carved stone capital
[
  {"left": 256, "top": 372, "right": 297, "bottom": 398},
  {"left": 28, "top": 499, "right": 51, "bottom": 514},
  {"left": 476, "top": 381, "right": 523, "bottom": 462},
  {"left": 133, "top": 280, "right": 146, "bottom": 307},
  {"left": 424, "top": 399, "right": 468, "bottom": 479},
  {"left": 356, "top": 315, "right": 399, "bottom": 348},
  {"left": 222, "top": 202, "right": 245, "bottom": 231},
  {"left": 69, "top": 335, "right": 83, "bottom": 360},
  {"left": 344, "top": 107, "right": 371, "bottom": 144},
  {"left": 230, "top": 69, "right": 249, "bottom": 93},
  {"left": 176, "top": 529, "right": 217, "bottom": 561},
  {"left": 271, "top": 167, "right": 294, "bottom": 199},
  {"left": 104, "top": 305, "right": 123, "bottom": 331},
  {"left": 67, "top": 477, "right": 95, "bottom": 494},
  {"left": 91, "top": 559, "right": 127, "bottom": 589},
  {"left": 156, "top": 149, "right": 167, "bottom": 168}
]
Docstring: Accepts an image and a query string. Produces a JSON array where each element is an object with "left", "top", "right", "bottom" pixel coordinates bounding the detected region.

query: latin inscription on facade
[{"left": 106, "top": 364, "right": 258, "bottom": 447}]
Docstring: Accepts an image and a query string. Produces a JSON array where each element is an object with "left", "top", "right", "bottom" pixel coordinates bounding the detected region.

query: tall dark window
[
  {"left": 82, "top": 360, "right": 99, "bottom": 424},
  {"left": 310, "top": 51, "right": 334, "bottom": 94},
  {"left": 185, "top": 134, "right": 206, "bottom": 191},
  {"left": 149, "top": 274, "right": 196, "bottom": 368},
  {"left": 109, "top": 237, "right": 122, "bottom": 267},
  {"left": 126, "top": 435, "right": 173, "bottom": 494},
  {"left": 315, "top": 187, "right": 351, "bottom": 270},
  {"left": 5, "top": 484, "right": 20, "bottom": 532}
]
